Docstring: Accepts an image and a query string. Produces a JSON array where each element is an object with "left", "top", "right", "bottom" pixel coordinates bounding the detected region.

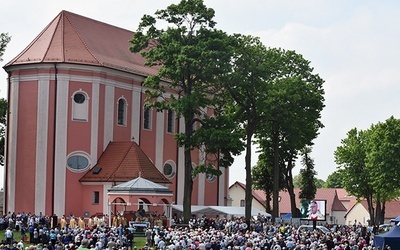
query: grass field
[{"left": 0, "top": 230, "right": 147, "bottom": 249}]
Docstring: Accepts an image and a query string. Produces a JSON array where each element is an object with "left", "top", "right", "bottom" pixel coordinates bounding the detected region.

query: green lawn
[
  {"left": 133, "top": 237, "right": 146, "bottom": 249},
  {"left": 0, "top": 230, "right": 146, "bottom": 248},
  {"left": 0, "top": 229, "right": 24, "bottom": 243}
]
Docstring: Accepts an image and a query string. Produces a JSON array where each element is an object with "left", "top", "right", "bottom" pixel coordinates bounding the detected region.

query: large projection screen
[{"left": 300, "top": 199, "right": 327, "bottom": 221}]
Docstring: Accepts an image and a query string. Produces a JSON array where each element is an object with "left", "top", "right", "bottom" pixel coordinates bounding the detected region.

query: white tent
[{"left": 172, "top": 205, "right": 271, "bottom": 217}]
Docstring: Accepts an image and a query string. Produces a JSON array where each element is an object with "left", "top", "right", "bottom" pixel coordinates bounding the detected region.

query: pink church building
[{"left": 3, "top": 10, "right": 229, "bottom": 218}]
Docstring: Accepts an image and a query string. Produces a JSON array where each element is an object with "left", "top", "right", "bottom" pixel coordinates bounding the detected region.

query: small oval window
[
  {"left": 67, "top": 155, "right": 89, "bottom": 170},
  {"left": 206, "top": 172, "right": 217, "bottom": 182},
  {"left": 163, "top": 163, "right": 175, "bottom": 178},
  {"left": 74, "top": 93, "right": 86, "bottom": 104}
]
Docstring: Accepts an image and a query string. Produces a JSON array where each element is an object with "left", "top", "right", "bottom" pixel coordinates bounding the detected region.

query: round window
[
  {"left": 74, "top": 93, "right": 86, "bottom": 104},
  {"left": 206, "top": 172, "right": 217, "bottom": 182},
  {"left": 163, "top": 163, "right": 175, "bottom": 178},
  {"left": 67, "top": 155, "right": 89, "bottom": 170}
]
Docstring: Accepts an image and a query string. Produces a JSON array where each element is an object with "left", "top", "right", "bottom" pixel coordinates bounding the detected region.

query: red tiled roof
[
  {"left": 336, "top": 188, "right": 358, "bottom": 210},
  {"left": 80, "top": 141, "right": 170, "bottom": 184},
  {"left": 278, "top": 188, "right": 347, "bottom": 214},
  {"left": 5, "top": 10, "right": 159, "bottom": 76}
]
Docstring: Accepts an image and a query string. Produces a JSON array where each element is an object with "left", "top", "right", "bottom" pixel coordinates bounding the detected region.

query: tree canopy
[
  {"left": 130, "top": 0, "right": 325, "bottom": 223},
  {"left": 298, "top": 147, "right": 317, "bottom": 200},
  {"left": 0, "top": 33, "right": 11, "bottom": 61},
  {"left": 335, "top": 116, "right": 400, "bottom": 225},
  {"left": 252, "top": 48, "right": 325, "bottom": 219},
  {"left": 323, "top": 170, "right": 344, "bottom": 188},
  {"left": 130, "top": 0, "right": 242, "bottom": 223}
]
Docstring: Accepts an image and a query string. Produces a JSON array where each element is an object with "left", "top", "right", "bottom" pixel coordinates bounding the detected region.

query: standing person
[
  {"left": 87, "top": 217, "right": 93, "bottom": 229},
  {"left": 60, "top": 216, "right": 67, "bottom": 230},
  {"left": 5, "top": 227, "right": 13, "bottom": 244},
  {"left": 78, "top": 239, "right": 90, "bottom": 250},
  {"left": 78, "top": 217, "right": 85, "bottom": 229},
  {"left": 49, "top": 230, "right": 57, "bottom": 246},
  {"left": 69, "top": 215, "right": 76, "bottom": 229},
  {"left": 145, "top": 228, "right": 152, "bottom": 246},
  {"left": 126, "top": 229, "right": 134, "bottom": 250}
]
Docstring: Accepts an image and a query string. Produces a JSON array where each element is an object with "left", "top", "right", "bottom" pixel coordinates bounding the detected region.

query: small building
[
  {"left": 107, "top": 176, "right": 173, "bottom": 227},
  {"left": 228, "top": 181, "right": 266, "bottom": 212},
  {"left": 345, "top": 200, "right": 400, "bottom": 225}
]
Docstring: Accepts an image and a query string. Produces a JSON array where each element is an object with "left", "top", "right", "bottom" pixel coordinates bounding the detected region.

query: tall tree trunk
[
  {"left": 182, "top": 122, "right": 193, "bottom": 223},
  {"left": 374, "top": 197, "right": 382, "bottom": 225},
  {"left": 285, "top": 160, "right": 299, "bottom": 218},
  {"left": 264, "top": 190, "right": 272, "bottom": 214},
  {"left": 380, "top": 202, "right": 386, "bottom": 225},
  {"left": 366, "top": 194, "right": 375, "bottom": 225},
  {"left": 245, "top": 123, "right": 254, "bottom": 228},
  {"left": 272, "top": 128, "right": 280, "bottom": 221}
]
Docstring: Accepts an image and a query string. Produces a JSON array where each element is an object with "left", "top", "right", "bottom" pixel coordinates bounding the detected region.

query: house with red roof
[
  {"left": 228, "top": 181, "right": 266, "bottom": 211},
  {"left": 345, "top": 200, "right": 400, "bottom": 225},
  {"left": 2, "top": 11, "right": 228, "bottom": 218},
  {"left": 229, "top": 182, "right": 348, "bottom": 224}
]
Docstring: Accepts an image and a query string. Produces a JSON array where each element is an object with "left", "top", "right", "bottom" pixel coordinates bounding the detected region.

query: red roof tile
[
  {"left": 80, "top": 141, "right": 170, "bottom": 184},
  {"left": 336, "top": 188, "right": 358, "bottom": 210},
  {"left": 5, "top": 10, "right": 159, "bottom": 76},
  {"left": 278, "top": 188, "right": 346, "bottom": 214}
]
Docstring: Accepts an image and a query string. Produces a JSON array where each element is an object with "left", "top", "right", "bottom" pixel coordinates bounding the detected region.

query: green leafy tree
[
  {"left": 366, "top": 116, "right": 400, "bottom": 223},
  {"left": 252, "top": 148, "right": 285, "bottom": 214},
  {"left": 315, "top": 178, "right": 325, "bottom": 188},
  {"left": 223, "top": 38, "right": 324, "bottom": 221},
  {"left": 221, "top": 35, "right": 277, "bottom": 224},
  {"left": 1, "top": 33, "right": 11, "bottom": 61},
  {"left": 0, "top": 98, "right": 7, "bottom": 165},
  {"left": 129, "top": 0, "right": 240, "bottom": 222},
  {"left": 293, "top": 174, "right": 324, "bottom": 188},
  {"left": 334, "top": 128, "right": 376, "bottom": 223},
  {"left": 292, "top": 174, "right": 301, "bottom": 188},
  {"left": 0, "top": 33, "right": 10, "bottom": 165},
  {"left": 323, "top": 170, "right": 344, "bottom": 188},
  {"left": 298, "top": 147, "right": 317, "bottom": 199},
  {"left": 252, "top": 161, "right": 272, "bottom": 213},
  {"left": 334, "top": 118, "right": 400, "bottom": 225},
  {"left": 254, "top": 48, "right": 325, "bottom": 219}
]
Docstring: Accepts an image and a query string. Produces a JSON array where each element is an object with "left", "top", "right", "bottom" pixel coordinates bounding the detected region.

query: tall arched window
[
  {"left": 117, "top": 98, "right": 127, "bottom": 126},
  {"left": 167, "top": 109, "right": 174, "bottom": 133},
  {"left": 72, "top": 90, "right": 89, "bottom": 121},
  {"left": 143, "top": 106, "right": 152, "bottom": 130}
]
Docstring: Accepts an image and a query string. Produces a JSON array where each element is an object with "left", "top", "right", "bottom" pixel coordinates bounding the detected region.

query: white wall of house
[
  {"left": 228, "top": 185, "right": 265, "bottom": 211},
  {"left": 346, "top": 203, "right": 370, "bottom": 226}
]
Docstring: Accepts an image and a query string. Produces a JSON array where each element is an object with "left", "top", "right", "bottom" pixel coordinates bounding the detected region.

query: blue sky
[{"left": 1, "top": 0, "right": 400, "bottom": 187}]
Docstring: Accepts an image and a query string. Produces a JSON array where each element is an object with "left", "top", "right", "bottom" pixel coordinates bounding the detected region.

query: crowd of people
[{"left": 0, "top": 211, "right": 392, "bottom": 250}]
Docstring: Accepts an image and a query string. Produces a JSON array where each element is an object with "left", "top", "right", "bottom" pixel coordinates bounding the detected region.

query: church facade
[{"left": 3, "top": 10, "right": 229, "bottom": 217}]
